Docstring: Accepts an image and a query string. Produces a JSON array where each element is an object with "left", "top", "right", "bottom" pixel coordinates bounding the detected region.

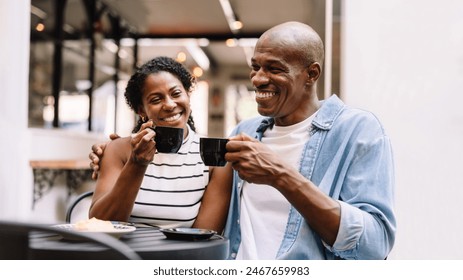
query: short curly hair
[{"left": 125, "top": 56, "right": 197, "bottom": 132}]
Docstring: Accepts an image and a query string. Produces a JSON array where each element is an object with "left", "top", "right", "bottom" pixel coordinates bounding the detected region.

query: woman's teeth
[
  {"left": 256, "top": 92, "right": 276, "bottom": 99},
  {"left": 162, "top": 113, "right": 181, "bottom": 122}
]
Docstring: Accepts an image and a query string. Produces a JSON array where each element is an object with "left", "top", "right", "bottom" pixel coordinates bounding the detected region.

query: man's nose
[{"left": 251, "top": 69, "right": 269, "bottom": 87}]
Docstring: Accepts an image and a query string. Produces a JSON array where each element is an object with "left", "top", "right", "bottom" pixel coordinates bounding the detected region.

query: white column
[
  {"left": 0, "top": 0, "right": 33, "bottom": 220},
  {"left": 324, "top": 0, "right": 333, "bottom": 99}
]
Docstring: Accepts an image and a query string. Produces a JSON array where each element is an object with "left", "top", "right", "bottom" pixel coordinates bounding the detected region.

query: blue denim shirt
[{"left": 224, "top": 95, "right": 396, "bottom": 260}]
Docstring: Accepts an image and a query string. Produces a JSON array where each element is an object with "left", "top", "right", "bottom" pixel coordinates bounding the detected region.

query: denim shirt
[{"left": 224, "top": 95, "right": 396, "bottom": 260}]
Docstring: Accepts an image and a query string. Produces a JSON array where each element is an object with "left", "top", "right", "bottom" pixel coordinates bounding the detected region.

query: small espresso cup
[
  {"left": 152, "top": 126, "right": 184, "bottom": 153},
  {"left": 199, "top": 137, "right": 229, "bottom": 166}
]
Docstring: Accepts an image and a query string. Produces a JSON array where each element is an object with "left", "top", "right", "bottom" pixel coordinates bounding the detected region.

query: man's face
[{"left": 249, "top": 37, "right": 311, "bottom": 126}]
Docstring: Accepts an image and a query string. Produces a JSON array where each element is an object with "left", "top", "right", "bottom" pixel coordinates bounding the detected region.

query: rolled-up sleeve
[{"left": 324, "top": 121, "right": 396, "bottom": 260}]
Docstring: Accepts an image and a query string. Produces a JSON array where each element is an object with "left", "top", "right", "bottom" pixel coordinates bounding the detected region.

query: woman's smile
[{"left": 159, "top": 112, "right": 183, "bottom": 123}]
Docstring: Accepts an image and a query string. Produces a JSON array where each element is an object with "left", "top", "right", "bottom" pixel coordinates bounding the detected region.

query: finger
[
  {"left": 142, "top": 128, "right": 155, "bottom": 142},
  {"left": 89, "top": 153, "right": 100, "bottom": 165},
  {"left": 224, "top": 150, "right": 245, "bottom": 163},
  {"left": 109, "top": 133, "right": 121, "bottom": 140},
  {"left": 91, "top": 144, "right": 99, "bottom": 154},
  {"left": 92, "top": 143, "right": 106, "bottom": 156},
  {"left": 133, "top": 127, "right": 155, "bottom": 143},
  {"left": 90, "top": 162, "right": 98, "bottom": 180},
  {"left": 140, "top": 119, "right": 154, "bottom": 131},
  {"left": 230, "top": 162, "right": 250, "bottom": 182},
  {"left": 131, "top": 134, "right": 155, "bottom": 157},
  {"left": 228, "top": 134, "right": 245, "bottom": 141},
  {"left": 226, "top": 140, "right": 247, "bottom": 153},
  {"left": 239, "top": 133, "right": 257, "bottom": 142},
  {"left": 132, "top": 136, "right": 156, "bottom": 164},
  {"left": 228, "top": 132, "right": 256, "bottom": 142},
  {"left": 131, "top": 130, "right": 148, "bottom": 144},
  {"left": 92, "top": 162, "right": 99, "bottom": 172}
]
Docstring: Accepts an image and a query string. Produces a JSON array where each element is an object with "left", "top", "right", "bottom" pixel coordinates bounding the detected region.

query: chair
[
  {"left": 66, "top": 191, "right": 94, "bottom": 223},
  {"left": 0, "top": 220, "right": 141, "bottom": 260}
]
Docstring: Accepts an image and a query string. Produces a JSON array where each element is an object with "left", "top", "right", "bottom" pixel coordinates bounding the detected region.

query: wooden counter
[
  {"left": 30, "top": 159, "right": 90, "bottom": 169},
  {"left": 30, "top": 159, "right": 92, "bottom": 208}
]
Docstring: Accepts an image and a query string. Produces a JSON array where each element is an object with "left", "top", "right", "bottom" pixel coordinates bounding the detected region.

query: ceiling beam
[
  {"left": 134, "top": 32, "right": 262, "bottom": 40},
  {"left": 31, "top": 31, "right": 263, "bottom": 42}
]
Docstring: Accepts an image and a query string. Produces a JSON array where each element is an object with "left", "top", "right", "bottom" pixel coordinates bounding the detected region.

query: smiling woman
[{"left": 88, "top": 56, "right": 233, "bottom": 233}]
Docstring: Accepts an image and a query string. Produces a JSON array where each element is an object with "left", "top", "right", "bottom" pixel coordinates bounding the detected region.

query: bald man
[{"left": 223, "top": 21, "right": 396, "bottom": 260}]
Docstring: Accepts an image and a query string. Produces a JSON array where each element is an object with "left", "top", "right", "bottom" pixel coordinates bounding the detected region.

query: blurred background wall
[{"left": 342, "top": 0, "right": 463, "bottom": 259}]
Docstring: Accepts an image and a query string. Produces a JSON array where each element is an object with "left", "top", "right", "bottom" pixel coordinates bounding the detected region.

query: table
[
  {"left": 29, "top": 227, "right": 229, "bottom": 260},
  {"left": 30, "top": 159, "right": 92, "bottom": 207}
]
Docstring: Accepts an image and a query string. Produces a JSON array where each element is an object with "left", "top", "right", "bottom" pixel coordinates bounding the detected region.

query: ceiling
[{"left": 30, "top": 0, "right": 329, "bottom": 86}]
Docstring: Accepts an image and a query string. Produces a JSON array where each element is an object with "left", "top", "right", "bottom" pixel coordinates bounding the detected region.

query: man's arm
[
  {"left": 225, "top": 129, "right": 395, "bottom": 259},
  {"left": 225, "top": 133, "right": 340, "bottom": 245}
]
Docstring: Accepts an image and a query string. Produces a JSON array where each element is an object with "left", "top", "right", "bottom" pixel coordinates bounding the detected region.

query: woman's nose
[{"left": 162, "top": 97, "right": 176, "bottom": 110}]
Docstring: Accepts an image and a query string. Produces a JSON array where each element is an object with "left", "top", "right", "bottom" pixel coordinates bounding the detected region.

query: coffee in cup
[
  {"left": 200, "top": 137, "right": 229, "bottom": 166},
  {"left": 152, "top": 126, "right": 184, "bottom": 153}
]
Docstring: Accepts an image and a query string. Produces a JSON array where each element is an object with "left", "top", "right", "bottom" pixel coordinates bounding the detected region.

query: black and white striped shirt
[{"left": 129, "top": 126, "right": 209, "bottom": 228}]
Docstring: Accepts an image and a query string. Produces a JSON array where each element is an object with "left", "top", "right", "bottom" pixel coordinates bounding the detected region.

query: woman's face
[{"left": 139, "top": 72, "right": 191, "bottom": 135}]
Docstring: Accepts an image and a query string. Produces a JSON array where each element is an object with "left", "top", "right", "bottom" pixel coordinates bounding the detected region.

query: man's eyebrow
[
  {"left": 268, "top": 59, "right": 285, "bottom": 64},
  {"left": 250, "top": 58, "right": 285, "bottom": 65}
]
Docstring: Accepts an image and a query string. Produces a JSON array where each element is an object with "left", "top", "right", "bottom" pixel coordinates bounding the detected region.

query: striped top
[{"left": 129, "top": 126, "right": 209, "bottom": 228}]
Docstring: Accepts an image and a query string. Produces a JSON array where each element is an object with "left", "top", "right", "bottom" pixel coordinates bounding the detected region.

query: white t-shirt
[{"left": 236, "top": 114, "right": 315, "bottom": 259}]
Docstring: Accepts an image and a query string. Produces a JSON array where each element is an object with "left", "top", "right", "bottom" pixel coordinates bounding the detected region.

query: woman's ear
[{"left": 137, "top": 106, "right": 147, "bottom": 120}]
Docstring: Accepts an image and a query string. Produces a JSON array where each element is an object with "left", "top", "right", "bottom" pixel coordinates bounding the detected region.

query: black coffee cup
[
  {"left": 200, "top": 137, "right": 229, "bottom": 166},
  {"left": 152, "top": 126, "right": 184, "bottom": 153}
]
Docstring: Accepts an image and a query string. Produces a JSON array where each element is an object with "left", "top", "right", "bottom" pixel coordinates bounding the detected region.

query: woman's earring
[{"left": 141, "top": 116, "right": 147, "bottom": 122}]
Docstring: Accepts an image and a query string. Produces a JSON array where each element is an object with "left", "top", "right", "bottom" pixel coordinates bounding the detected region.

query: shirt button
[
  {"left": 231, "top": 253, "right": 236, "bottom": 259},
  {"left": 237, "top": 219, "right": 240, "bottom": 225}
]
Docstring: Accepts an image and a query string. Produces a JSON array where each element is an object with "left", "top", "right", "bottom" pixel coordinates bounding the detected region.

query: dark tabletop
[{"left": 29, "top": 227, "right": 229, "bottom": 260}]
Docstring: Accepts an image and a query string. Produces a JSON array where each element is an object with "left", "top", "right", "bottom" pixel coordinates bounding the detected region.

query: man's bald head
[{"left": 257, "top": 21, "right": 325, "bottom": 68}]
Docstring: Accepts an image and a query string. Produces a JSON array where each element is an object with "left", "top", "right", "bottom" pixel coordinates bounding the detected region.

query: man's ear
[{"left": 306, "top": 62, "right": 321, "bottom": 85}]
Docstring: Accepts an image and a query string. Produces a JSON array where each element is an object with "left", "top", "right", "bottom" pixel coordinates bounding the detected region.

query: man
[
  {"left": 222, "top": 21, "right": 395, "bottom": 260},
  {"left": 90, "top": 21, "right": 396, "bottom": 260}
]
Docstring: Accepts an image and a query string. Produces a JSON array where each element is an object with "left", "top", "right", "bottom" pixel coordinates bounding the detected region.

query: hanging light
[
  {"left": 35, "top": 21, "right": 45, "bottom": 32},
  {"left": 219, "top": 0, "right": 243, "bottom": 34},
  {"left": 193, "top": 67, "right": 203, "bottom": 78},
  {"left": 176, "top": 51, "right": 187, "bottom": 63},
  {"left": 231, "top": 20, "right": 243, "bottom": 31},
  {"left": 226, "top": 38, "right": 238, "bottom": 47}
]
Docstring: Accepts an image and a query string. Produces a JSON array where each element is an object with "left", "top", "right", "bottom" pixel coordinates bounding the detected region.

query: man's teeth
[
  {"left": 256, "top": 92, "right": 276, "bottom": 98},
  {"left": 162, "top": 113, "right": 181, "bottom": 122}
]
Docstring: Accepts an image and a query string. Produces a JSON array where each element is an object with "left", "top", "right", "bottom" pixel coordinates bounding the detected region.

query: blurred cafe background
[{"left": 1, "top": 0, "right": 463, "bottom": 260}]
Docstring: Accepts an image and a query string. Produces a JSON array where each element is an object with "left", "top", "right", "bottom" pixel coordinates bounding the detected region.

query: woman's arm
[
  {"left": 89, "top": 123, "right": 156, "bottom": 222},
  {"left": 192, "top": 163, "right": 233, "bottom": 233}
]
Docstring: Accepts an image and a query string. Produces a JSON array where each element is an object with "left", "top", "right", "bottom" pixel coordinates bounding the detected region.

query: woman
[{"left": 89, "top": 56, "right": 232, "bottom": 233}]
